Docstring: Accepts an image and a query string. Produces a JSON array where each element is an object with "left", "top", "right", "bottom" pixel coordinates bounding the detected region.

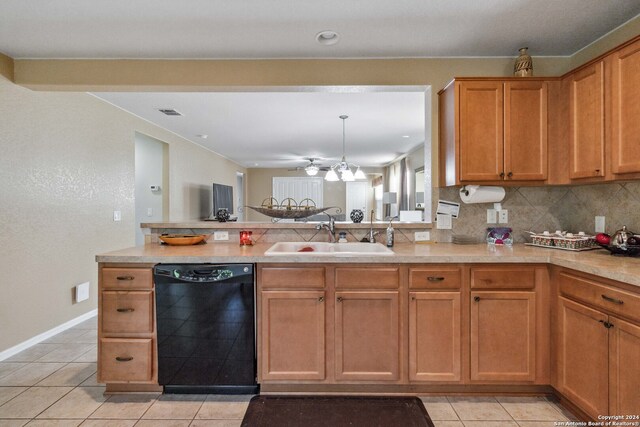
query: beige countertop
[
  {"left": 140, "top": 221, "right": 431, "bottom": 230},
  {"left": 96, "top": 243, "right": 640, "bottom": 288}
]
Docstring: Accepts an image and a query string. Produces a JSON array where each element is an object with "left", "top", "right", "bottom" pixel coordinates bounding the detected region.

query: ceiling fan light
[
  {"left": 305, "top": 164, "right": 320, "bottom": 176},
  {"left": 354, "top": 167, "right": 366, "bottom": 180},
  {"left": 341, "top": 169, "right": 355, "bottom": 181},
  {"left": 325, "top": 169, "right": 340, "bottom": 181}
]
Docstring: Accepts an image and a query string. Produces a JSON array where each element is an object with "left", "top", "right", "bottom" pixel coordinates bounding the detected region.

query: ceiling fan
[{"left": 288, "top": 158, "right": 331, "bottom": 176}]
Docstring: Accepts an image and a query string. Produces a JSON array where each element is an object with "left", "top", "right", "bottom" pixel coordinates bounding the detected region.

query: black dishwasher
[{"left": 153, "top": 264, "right": 258, "bottom": 394}]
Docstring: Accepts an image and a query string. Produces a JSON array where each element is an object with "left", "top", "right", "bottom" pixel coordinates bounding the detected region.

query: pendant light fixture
[{"left": 325, "top": 115, "right": 366, "bottom": 182}]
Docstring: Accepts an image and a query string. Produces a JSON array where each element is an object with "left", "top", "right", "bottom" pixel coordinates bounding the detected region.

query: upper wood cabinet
[
  {"left": 610, "top": 39, "right": 640, "bottom": 175},
  {"left": 439, "top": 79, "right": 549, "bottom": 186},
  {"left": 568, "top": 61, "right": 606, "bottom": 179}
]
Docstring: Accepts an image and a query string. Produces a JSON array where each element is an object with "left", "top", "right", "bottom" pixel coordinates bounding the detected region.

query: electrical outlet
[
  {"left": 595, "top": 216, "right": 606, "bottom": 233},
  {"left": 487, "top": 209, "right": 497, "bottom": 224},
  {"left": 498, "top": 209, "right": 509, "bottom": 224},
  {"left": 147, "top": 208, "right": 153, "bottom": 217},
  {"left": 214, "top": 231, "right": 229, "bottom": 241},
  {"left": 75, "top": 281, "right": 90, "bottom": 303},
  {"left": 113, "top": 210, "right": 121, "bottom": 221},
  {"left": 414, "top": 231, "right": 431, "bottom": 242}
]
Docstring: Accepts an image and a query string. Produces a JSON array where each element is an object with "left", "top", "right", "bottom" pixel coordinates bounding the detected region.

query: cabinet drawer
[
  {"left": 102, "top": 268, "right": 153, "bottom": 290},
  {"left": 260, "top": 267, "right": 325, "bottom": 289},
  {"left": 335, "top": 267, "right": 399, "bottom": 289},
  {"left": 99, "top": 338, "right": 153, "bottom": 383},
  {"left": 471, "top": 266, "right": 535, "bottom": 289},
  {"left": 559, "top": 272, "right": 640, "bottom": 323},
  {"left": 101, "top": 291, "right": 154, "bottom": 334},
  {"left": 409, "top": 267, "right": 462, "bottom": 289}
]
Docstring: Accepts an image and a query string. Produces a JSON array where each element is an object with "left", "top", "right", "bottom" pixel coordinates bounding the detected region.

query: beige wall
[
  {"left": 0, "top": 76, "right": 244, "bottom": 352},
  {"left": 0, "top": 53, "right": 13, "bottom": 81}
]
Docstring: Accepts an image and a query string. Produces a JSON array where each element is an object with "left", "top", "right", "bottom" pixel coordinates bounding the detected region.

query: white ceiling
[
  {"left": 1, "top": 0, "right": 638, "bottom": 59},
  {"left": 93, "top": 90, "right": 426, "bottom": 168}
]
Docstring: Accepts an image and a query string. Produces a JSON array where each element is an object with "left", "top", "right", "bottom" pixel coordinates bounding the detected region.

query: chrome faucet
[
  {"left": 315, "top": 213, "right": 336, "bottom": 243},
  {"left": 361, "top": 209, "right": 379, "bottom": 243}
]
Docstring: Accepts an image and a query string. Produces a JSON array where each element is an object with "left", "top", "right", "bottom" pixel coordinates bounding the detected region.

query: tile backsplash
[{"left": 433, "top": 182, "right": 640, "bottom": 243}]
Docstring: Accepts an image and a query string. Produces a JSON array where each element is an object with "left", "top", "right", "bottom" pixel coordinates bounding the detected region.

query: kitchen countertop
[
  {"left": 96, "top": 243, "right": 640, "bottom": 288},
  {"left": 140, "top": 221, "right": 432, "bottom": 229}
]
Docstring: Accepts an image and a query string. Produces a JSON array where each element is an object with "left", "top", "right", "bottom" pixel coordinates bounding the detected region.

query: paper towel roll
[{"left": 459, "top": 185, "right": 505, "bottom": 204}]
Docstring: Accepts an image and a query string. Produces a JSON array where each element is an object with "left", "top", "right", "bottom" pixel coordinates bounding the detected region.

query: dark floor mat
[{"left": 241, "top": 395, "right": 434, "bottom": 427}]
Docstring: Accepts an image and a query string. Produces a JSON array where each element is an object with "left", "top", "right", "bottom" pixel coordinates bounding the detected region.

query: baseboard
[{"left": 0, "top": 309, "right": 97, "bottom": 361}]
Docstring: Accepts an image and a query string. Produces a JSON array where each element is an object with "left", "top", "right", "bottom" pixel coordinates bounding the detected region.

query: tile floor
[{"left": 0, "top": 316, "right": 578, "bottom": 426}]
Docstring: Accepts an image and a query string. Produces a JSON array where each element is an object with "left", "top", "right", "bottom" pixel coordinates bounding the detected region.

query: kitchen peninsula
[{"left": 96, "top": 241, "right": 640, "bottom": 420}]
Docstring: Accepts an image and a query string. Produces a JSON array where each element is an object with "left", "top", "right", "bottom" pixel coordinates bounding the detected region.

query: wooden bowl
[{"left": 159, "top": 234, "right": 206, "bottom": 246}]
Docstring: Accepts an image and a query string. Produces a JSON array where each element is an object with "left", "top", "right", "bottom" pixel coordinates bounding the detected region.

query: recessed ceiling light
[
  {"left": 196, "top": 134, "right": 208, "bottom": 139},
  {"left": 402, "top": 135, "right": 410, "bottom": 138},
  {"left": 316, "top": 30, "right": 340, "bottom": 46}
]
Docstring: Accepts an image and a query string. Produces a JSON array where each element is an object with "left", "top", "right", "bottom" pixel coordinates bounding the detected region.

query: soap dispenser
[{"left": 386, "top": 219, "right": 394, "bottom": 247}]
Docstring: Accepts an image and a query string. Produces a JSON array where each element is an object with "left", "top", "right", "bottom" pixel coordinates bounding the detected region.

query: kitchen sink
[{"left": 264, "top": 242, "right": 395, "bottom": 256}]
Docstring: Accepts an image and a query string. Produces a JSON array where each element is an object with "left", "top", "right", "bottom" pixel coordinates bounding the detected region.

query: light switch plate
[
  {"left": 595, "top": 216, "right": 606, "bottom": 233},
  {"left": 113, "top": 210, "right": 121, "bottom": 221},
  {"left": 147, "top": 208, "right": 153, "bottom": 217},
  {"left": 487, "top": 209, "right": 497, "bottom": 224},
  {"left": 214, "top": 231, "right": 229, "bottom": 241}
]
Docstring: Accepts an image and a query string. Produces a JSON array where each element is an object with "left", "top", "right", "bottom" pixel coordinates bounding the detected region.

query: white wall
[
  {"left": 135, "top": 133, "right": 166, "bottom": 245},
  {"left": 0, "top": 76, "right": 245, "bottom": 353}
]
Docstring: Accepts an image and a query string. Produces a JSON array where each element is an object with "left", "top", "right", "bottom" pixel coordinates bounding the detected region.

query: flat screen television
[{"left": 212, "top": 183, "right": 234, "bottom": 215}]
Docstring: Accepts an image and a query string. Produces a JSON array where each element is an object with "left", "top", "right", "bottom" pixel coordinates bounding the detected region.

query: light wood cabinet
[
  {"left": 259, "top": 290, "right": 326, "bottom": 381},
  {"left": 98, "top": 265, "right": 157, "bottom": 386},
  {"left": 557, "top": 297, "right": 609, "bottom": 418},
  {"left": 610, "top": 38, "right": 640, "bottom": 175},
  {"left": 409, "top": 291, "right": 461, "bottom": 382},
  {"left": 439, "top": 79, "right": 549, "bottom": 186},
  {"left": 471, "top": 291, "right": 536, "bottom": 382},
  {"left": 568, "top": 61, "right": 606, "bottom": 180},
  {"left": 555, "top": 268, "right": 640, "bottom": 418},
  {"left": 335, "top": 291, "right": 400, "bottom": 381},
  {"left": 609, "top": 316, "right": 640, "bottom": 415}
]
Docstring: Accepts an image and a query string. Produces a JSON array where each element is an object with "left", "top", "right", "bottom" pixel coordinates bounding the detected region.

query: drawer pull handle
[
  {"left": 116, "top": 276, "right": 135, "bottom": 281},
  {"left": 337, "top": 297, "right": 343, "bottom": 303},
  {"left": 115, "top": 356, "right": 133, "bottom": 362},
  {"left": 474, "top": 296, "right": 480, "bottom": 302},
  {"left": 427, "top": 276, "right": 445, "bottom": 282},
  {"left": 599, "top": 320, "right": 614, "bottom": 329},
  {"left": 116, "top": 308, "right": 135, "bottom": 313},
  {"left": 601, "top": 295, "right": 624, "bottom": 305},
  {"left": 318, "top": 296, "right": 324, "bottom": 302}
]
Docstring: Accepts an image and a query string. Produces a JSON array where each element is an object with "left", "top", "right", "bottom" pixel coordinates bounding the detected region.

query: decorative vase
[
  {"left": 216, "top": 208, "right": 230, "bottom": 222},
  {"left": 514, "top": 47, "right": 533, "bottom": 77},
  {"left": 350, "top": 209, "right": 364, "bottom": 223}
]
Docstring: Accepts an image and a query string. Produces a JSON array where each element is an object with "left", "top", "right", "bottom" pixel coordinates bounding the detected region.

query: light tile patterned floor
[{"left": 0, "top": 316, "right": 578, "bottom": 426}]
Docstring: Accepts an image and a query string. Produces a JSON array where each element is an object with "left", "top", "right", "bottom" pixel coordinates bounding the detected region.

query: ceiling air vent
[{"left": 158, "top": 109, "right": 183, "bottom": 116}]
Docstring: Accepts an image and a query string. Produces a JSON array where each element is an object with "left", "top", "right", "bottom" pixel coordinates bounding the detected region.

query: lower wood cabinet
[
  {"left": 99, "top": 338, "right": 154, "bottom": 383},
  {"left": 259, "top": 290, "right": 326, "bottom": 381},
  {"left": 334, "top": 291, "right": 399, "bottom": 381},
  {"left": 471, "top": 291, "right": 536, "bottom": 382},
  {"left": 557, "top": 272, "right": 640, "bottom": 418},
  {"left": 409, "top": 291, "right": 461, "bottom": 382}
]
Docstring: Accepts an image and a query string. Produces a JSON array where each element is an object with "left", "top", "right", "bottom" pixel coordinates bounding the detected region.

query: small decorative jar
[
  {"left": 514, "top": 47, "right": 533, "bottom": 77},
  {"left": 239, "top": 230, "right": 253, "bottom": 246},
  {"left": 350, "top": 209, "right": 364, "bottom": 223},
  {"left": 216, "top": 208, "right": 230, "bottom": 222}
]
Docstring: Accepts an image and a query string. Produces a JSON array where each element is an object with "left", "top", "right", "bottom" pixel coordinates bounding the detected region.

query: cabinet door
[
  {"left": 557, "top": 297, "right": 608, "bottom": 418},
  {"left": 459, "top": 81, "right": 504, "bottom": 181},
  {"left": 409, "top": 292, "right": 461, "bottom": 382},
  {"left": 260, "top": 291, "right": 325, "bottom": 381},
  {"left": 609, "top": 316, "right": 640, "bottom": 415},
  {"left": 335, "top": 291, "right": 399, "bottom": 381},
  {"left": 569, "top": 61, "right": 606, "bottom": 179},
  {"left": 611, "top": 40, "right": 640, "bottom": 174},
  {"left": 471, "top": 291, "right": 536, "bottom": 382},
  {"left": 504, "top": 81, "right": 548, "bottom": 180}
]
